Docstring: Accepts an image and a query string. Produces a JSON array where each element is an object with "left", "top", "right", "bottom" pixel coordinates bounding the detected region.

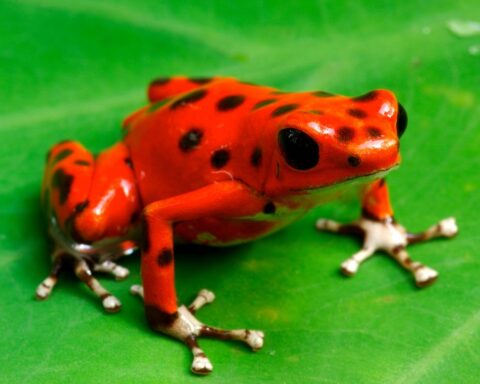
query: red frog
[{"left": 37, "top": 77, "right": 458, "bottom": 375}]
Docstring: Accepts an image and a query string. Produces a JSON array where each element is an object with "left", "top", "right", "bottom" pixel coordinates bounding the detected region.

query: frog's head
[{"left": 264, "top": 90, "right": 406, "bottom": 196}]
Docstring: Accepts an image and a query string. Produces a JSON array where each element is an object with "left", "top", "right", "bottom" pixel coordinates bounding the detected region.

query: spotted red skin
[
  {"left": 124, "top": 76, "right": 401, "bottom": 240},
  {"left": 43, "top": 141, "right": 140, "bottom": 242},
  {"left": 44, "top": 77, "right": 402, "bottom": 244},
  {"left": 43, "top": 76, "right": 403, "bottom": 315}
]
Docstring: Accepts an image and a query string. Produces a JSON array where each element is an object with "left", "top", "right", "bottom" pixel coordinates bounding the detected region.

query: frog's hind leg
[{"left": 38, "top": 140, "right": 141, "bottom": 311}]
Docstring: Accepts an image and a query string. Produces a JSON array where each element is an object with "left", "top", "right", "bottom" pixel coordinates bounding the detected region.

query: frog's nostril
[{"left": 397, "top": 103, "right": 408, "bottom": 138}]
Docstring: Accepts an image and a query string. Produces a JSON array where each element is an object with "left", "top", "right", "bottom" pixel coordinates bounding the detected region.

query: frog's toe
[
  {"left": 245, "top": 330, "right": 264, "bottom": 351},
  {"left": 340, "top": 258, "right": 359, "bottom": 276},
  {"left": 35, "top": 276, "right": 57, "bottom": 300},
  {"left": 438, "top": 217, "right": 458, "bottom": 238},
  {"left": 102, "top": 295, "right": 122, "bottom": 313},
  {"left": 407, "top": 217, "right": 459, "bottom": 245},
  {"left": 35, "top": 252, "right": 64, "bottom": 301},
  {"left": 316, "top": 218, "right": 342, "bottom": 232},
  {"left": 93, "top": 260, "right": 130, "bottom": 280},
  {"left": 188, "top": 289, "right": 215, "bottom": 314},
  {"left": 414, "top": 266, "right": 438, "bottom": 288},
  {"left": 130, "top": 284, "right": 144, "bottom": 298},
  {"left": 191, "top": 354, "right": 213, "bottom": 375}
]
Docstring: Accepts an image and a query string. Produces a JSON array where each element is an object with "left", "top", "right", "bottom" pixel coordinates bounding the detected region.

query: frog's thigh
[
  {"left": 43, "top": 141, "right": 140, "bottom": 243},
  {"left": 71, "top": 142, "right": 140, "bottom": 243}
]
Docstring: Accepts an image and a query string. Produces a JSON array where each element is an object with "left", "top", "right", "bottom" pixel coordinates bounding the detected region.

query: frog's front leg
[
  {"left": 138, "top": 181, "right": 266, "bottom": 375},
  {"left": 316, "top": 179, "right": 458, "bottom": 287}
]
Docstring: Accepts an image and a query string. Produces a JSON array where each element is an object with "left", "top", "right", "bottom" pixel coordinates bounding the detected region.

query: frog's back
[{"left": 123, "top": 77, "right": 277, "bottom": 204}]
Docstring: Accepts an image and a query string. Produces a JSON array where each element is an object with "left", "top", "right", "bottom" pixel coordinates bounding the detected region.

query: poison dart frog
[{"left": 37, "top": 76, "right": 458, "bottom": 375}]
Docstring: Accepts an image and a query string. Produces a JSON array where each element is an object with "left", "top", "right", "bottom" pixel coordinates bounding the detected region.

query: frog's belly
[{"left": 173, "top": 217, "right": 289, "bottom": 246}]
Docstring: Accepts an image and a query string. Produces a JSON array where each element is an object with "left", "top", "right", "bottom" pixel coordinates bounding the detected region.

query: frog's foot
[
  {"left": 35, "top": 249, "right": 127, "bottom": 313},
  {"left": 316, "top": 216, "right": 458, "bottom": 287},
  {"left": 93, "top": 260, "right": 129, "bottom": 281},
  {"left": 131, "top": 286, "right": 264, "bottom": 375}
]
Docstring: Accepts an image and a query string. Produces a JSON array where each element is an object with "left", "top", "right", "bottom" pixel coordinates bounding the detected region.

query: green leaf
[{"left": 0, "top": 0, "right": 479, "bottom": 383}]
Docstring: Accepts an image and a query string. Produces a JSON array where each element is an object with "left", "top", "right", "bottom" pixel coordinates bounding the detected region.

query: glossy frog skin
[{"left": 38, "top": 77, "right": 458, "bottom": 375}]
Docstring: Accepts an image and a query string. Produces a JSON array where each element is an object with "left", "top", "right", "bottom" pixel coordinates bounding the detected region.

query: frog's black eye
[
  {"left": 278, "top": 127, "right": 319, "bottom": 170},
  {"left": 397, "top": 103, "right": 408, "bottom": 138}
]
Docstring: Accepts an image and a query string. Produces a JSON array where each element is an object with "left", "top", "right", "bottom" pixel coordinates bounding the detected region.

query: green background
[{"left": 1, "top": 0, "right": 479, "bottom": 383}]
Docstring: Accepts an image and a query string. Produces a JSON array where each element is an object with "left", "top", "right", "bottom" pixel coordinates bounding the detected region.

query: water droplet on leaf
[
  {"left": 447, "top": 20, "right": 480, "bottom": 37},
  {"left": 468, "top": 45, "right": 480, "bottom": 56}
]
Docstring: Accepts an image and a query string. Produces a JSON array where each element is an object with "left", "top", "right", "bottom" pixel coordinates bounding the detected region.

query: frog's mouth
[{"left": 293, "top": 164, "right": 399, "bottom": 193}]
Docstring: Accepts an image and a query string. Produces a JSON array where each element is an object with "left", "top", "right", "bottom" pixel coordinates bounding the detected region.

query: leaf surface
[{"left": 0, "top": 1, "right": 479, "bottom": 383}]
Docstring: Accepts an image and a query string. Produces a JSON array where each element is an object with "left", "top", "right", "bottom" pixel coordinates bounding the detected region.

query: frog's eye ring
[
  {"left": 278, "top": 127, "right": 319, "bottom": 170},
  {"left": 397, "top": 103, "right": 408, "bottom": 138}
]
